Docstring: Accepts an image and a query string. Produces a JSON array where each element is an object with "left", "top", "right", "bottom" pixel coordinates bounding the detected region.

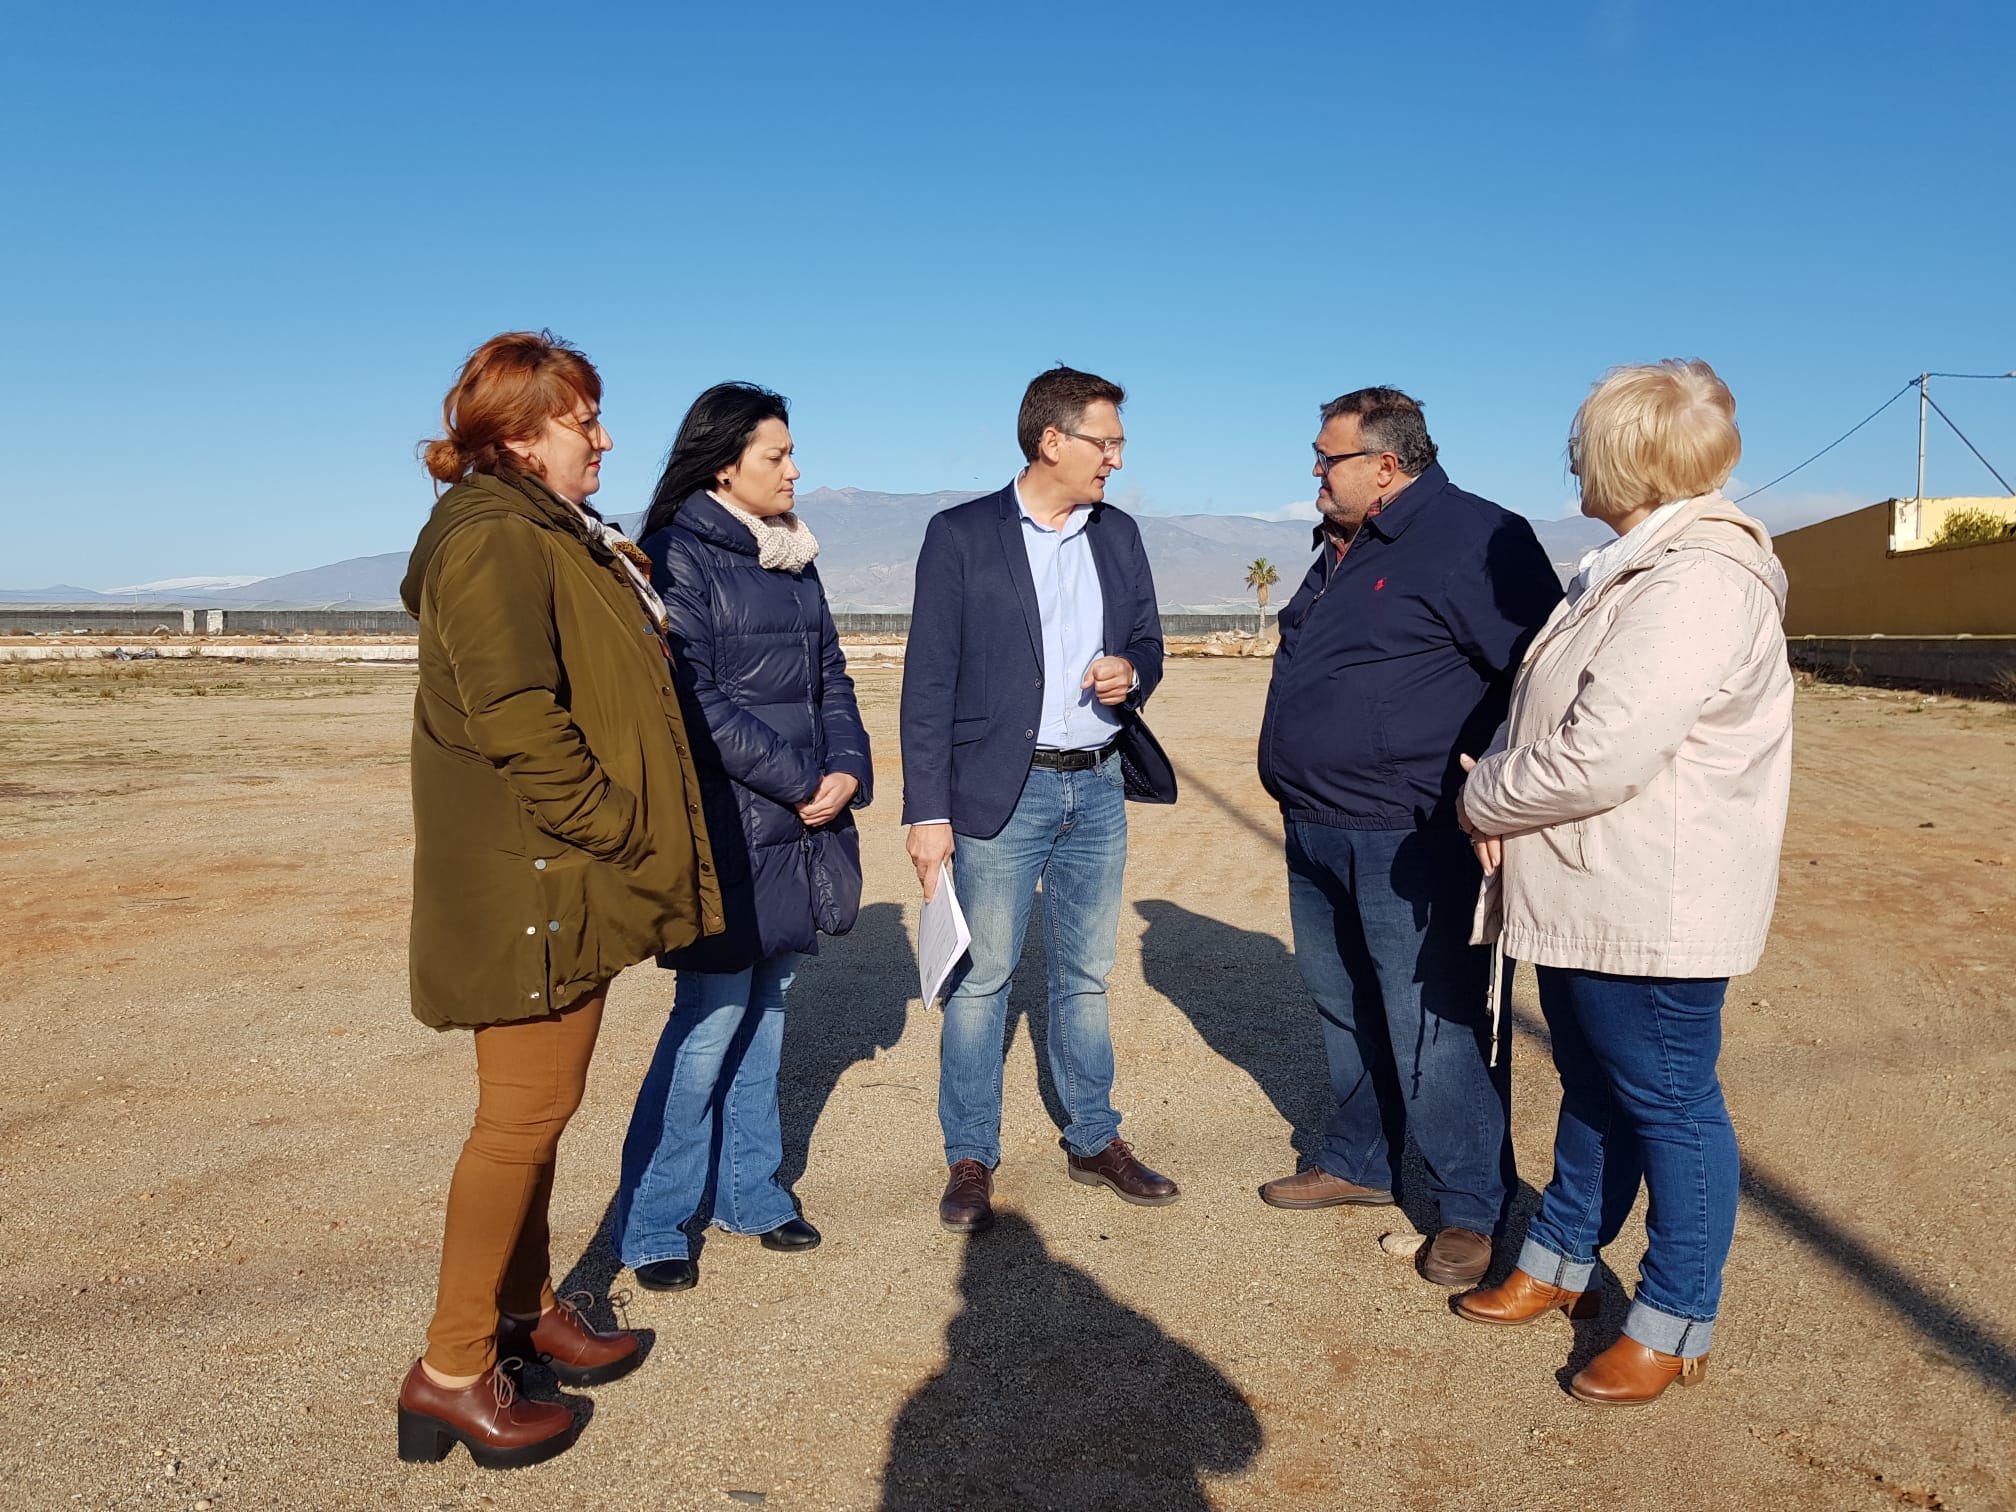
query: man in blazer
[{"left": 901, "top": 365, "right": 1176, "bottom": 1233}]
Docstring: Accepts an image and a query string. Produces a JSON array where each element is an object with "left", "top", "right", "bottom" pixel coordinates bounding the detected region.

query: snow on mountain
[{"left": 99, "top": 575, "right": 268, "bottom": 596}]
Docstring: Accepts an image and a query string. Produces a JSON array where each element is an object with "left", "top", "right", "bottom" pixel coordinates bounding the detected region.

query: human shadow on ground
[
  {"left": 776, "top": 901, "right": 915, "bottom": 1190},
  {"left": 1134, "top": 899, "right": 1326, "bottom": 1167},
  {"left": 559, "top": 902, "right": 916, "bottom": 1320},
  {"left": 1137, "top": 898, "right": 1474, "bottom": 1242},
  {"left": 879, "top": 1211, "right": 1261, "bottom": 1511},
  {"left": 556, "top": 1201, "right": 624, "bottom": 1332}
]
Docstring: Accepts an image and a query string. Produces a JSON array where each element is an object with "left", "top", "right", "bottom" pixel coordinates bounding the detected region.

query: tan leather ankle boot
[
  {"left": 1455, "top": 1267, "right": 1601, "bottom": 1326},
  {"left": 1569, "top": 1336, "right": 1709, "bottom": 1406}
]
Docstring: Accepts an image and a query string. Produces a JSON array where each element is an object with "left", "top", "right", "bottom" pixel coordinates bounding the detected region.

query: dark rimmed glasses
[{"left": 1313, "top": 443, "right": 1375, "bottom": 472}]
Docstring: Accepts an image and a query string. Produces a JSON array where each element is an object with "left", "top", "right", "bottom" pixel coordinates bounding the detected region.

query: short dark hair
[
  {"left": 1319, "top": 387, "right": 1438, "bottom": 476},
  {"left": 1018, "top": 365, "right": 1125, "bottom": 462}
]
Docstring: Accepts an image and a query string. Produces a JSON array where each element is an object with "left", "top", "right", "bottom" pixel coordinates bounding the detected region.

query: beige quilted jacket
[{"left": 1463, "top": 493, "right": 1794, "bottom": 978}]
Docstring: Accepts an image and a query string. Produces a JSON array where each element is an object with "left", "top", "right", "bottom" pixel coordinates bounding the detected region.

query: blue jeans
[
  {"left": 939, "top": 757, "right": 1127, "bottom": 1167},
  {"left": 1517, "top": 967, "right": 1735, "bottom": 1358},
  {"left": 613, "top": 953, "right": 803, "bottom": 1266},
  {"left": 1285, "top": 822, "right": 1512, "bottom": 1235}
]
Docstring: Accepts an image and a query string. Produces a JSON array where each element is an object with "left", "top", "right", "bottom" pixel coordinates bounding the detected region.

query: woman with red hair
[{"left": 394, "top": 331, "right": 723, "bottom": 1468}]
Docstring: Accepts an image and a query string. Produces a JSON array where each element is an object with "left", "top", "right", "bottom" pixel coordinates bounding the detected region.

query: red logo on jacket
[{"left": 1374, "top": 577, "right": 1386, "bottom": 591}]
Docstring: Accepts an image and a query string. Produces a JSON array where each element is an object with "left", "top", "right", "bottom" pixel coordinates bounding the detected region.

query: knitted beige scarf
[{"left": 710, "top": 494, "right": 821, "bottom": 572}]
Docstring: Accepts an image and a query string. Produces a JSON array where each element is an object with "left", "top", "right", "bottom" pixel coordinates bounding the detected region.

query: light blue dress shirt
[{"left": 1014, "top": 476, "right": 1120, "bottom": 751}]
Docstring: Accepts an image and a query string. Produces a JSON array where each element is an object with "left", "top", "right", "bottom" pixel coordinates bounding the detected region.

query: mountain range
[{"left": 2, "top": 488, "right": 1612, "bottom": 610}]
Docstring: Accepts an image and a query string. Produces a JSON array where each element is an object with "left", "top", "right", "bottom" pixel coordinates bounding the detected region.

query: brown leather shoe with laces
[
  {"left": 498, "top": 1292, "right": 642, "bottom": 1387},
  {"left": 1454, "top": 1267, "right": 1601, "bottom": 1326},
  {"left": 1066, "top": 1138, "right": 1180, "bottom": 1206},
  {"left": 939, "top": 1159, "right": 996, "bottom": 1233},
  {"left": 396, "top": 1358, "right": 578, "bottom": 1470}
]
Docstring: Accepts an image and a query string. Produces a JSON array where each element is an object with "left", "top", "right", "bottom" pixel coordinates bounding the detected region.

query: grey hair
[{"left": 1319, "top": 386, "right": 1439, "bottom": 476}]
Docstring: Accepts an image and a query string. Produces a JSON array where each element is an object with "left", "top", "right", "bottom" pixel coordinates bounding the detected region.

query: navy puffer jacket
[{"left": 643, "top": 491, "right": 873, "bottom": 973}]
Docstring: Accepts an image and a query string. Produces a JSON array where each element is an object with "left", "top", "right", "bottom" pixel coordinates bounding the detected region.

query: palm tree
[{"left": 1244, "top": 558, "right": 1279, "bottom": 635}]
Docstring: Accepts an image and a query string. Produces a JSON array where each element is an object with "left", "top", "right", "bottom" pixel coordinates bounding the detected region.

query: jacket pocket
[
  {"left": 951, "top": 715, "right": 991, "bottom": 746},
  {"left": 1535, "top": 821, "right": 1589, "bottom": 876}
]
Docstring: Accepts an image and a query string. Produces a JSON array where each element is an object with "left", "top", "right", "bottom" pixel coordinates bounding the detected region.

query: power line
[
  {"left": 1733, "top": 380, "right": 1917, "bottom": 504},
  {"left": 1921, "top": 387, "right": 2015, "bottom": 493},
  {"left": 1926, "top": 371, "right": 2016, "bottom": 380}
]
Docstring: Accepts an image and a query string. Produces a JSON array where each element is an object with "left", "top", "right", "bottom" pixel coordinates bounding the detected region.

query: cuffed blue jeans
[
  {"left": 938, "top": 756, "right": 1128, "bottom": 1168},
  {"left": 613, "top": 953, "right": 803, "bottom": 1267},
  {"left": 1285, "top": 822, "right": 1513, "bottom": 1235},
  {"left": 1517, "top": 967, "right": 1736, "bottom": 1359}
]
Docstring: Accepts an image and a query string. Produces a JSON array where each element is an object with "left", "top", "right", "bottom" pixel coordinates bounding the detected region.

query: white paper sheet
[{"left": 917, "top": 864, "right": 972, "bottom": 1007}]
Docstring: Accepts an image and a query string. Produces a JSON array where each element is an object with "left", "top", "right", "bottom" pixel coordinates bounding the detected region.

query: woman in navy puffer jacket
[{"left": 613, "top": 383, "right": 872, "bottom": 1293}]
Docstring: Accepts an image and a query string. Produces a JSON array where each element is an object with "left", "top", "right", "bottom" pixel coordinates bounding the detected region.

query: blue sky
[{"left": 2, "top": 0, "right": 2012, "bottom": 587}]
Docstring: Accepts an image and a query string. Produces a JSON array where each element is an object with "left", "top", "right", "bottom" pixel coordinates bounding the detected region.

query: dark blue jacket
[
  {"left": 643, "top": 492, "right": 873, "bottom": 972},
  {"left": 1258, "top": 464, "right": 1562, "bottom": 831},
  {"left": 900, "top": 484, "right": 1163, "bottom": 838}
]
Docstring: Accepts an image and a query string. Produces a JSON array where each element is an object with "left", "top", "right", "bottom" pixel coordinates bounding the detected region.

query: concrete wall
[
  {"left": 3, "top": 606, "right": 1281, "bottom": 639},
  {"left": 1787, "top": 636, "right": 2016, "bottom": 693},
  {"left": 212, "top": 609, "right": 415, "bottom": 634},
  {"left": 1775, "top": 504, "right": 2016, "bottom": 636},
  {"left": 0, "top": 607, "right": 197, "bottom": 634}
]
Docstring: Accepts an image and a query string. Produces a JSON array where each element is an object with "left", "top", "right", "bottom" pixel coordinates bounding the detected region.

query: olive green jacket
[{"left": 400, "top": 470, "right": 724, "bottom": 1029}]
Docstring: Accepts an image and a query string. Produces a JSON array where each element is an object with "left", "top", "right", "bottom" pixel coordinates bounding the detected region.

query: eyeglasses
[
  {"left": 559, "top": 411, "right": 605, "bottom": 441},
  {"left": 1064, "top": 431, "right": 1127, "bottom": 461},
  {"left": 1312, "top": 444, "right": 1376, "bottom": 471}
]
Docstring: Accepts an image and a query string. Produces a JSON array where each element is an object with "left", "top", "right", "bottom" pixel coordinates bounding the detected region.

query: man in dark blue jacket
[
  {"left": 1256, "top": 387, "right": 1563, "bottom": 1288},
  {"left": 901, "top": 366, "right": 1175, "bottom": 1234}
]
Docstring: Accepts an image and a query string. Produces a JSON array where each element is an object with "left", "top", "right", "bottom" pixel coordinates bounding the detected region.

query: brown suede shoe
[
  {"left": 396, "top": 1358, "right": 578, "bottom": 1470},
  {"left": 1066, "top": 1138, "right": 1180, "bottom": 1206},
  {"left": 1454, "top": 1267, "right": 1601, "bottom": 1326},
  {"left": 939, "top": 1159, "right": 996, "bottom": 1233},
  {"left": 1569, "top": 1336, "right": 1709, "bottom": 1407},
  {"left": 1258, "top": 1167, "right": 1396, "bottom": 1209},
  {"left": 498, "top": 1293, "right": 642, "bottom": 1387},
  {"left": 1419, "top": 1226, "right": 1493, "bottom": 1286}
]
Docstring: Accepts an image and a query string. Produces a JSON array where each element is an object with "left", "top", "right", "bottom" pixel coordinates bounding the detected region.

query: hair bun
[
  {"left": 422, "top": 436, "right": 466, "bottom": 484},
  {"left": 420, "top": 330, "right": 602, "bottom": 494}
]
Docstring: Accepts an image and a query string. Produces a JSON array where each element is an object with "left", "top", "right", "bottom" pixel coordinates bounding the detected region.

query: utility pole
[{"left": 1916, "top": 372, "right": 1928, "bottom": 500}]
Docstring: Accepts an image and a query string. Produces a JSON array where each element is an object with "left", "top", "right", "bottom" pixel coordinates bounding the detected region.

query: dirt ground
[{"left": 2, "top": 657, "right": 2012, "bottom": 1512}]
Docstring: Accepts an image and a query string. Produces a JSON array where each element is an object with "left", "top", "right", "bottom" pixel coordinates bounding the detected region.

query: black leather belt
[{"left": 1029, "top": 740, "right": 1118, "bottom": 772}]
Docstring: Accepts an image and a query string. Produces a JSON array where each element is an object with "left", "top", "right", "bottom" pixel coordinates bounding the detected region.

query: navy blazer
[{"left": 900, "top": 484, "right": 1163, "bottom": 838}]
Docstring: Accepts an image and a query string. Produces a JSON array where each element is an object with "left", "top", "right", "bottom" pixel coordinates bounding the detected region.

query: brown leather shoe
[
  {"left": 1569, "top": 1336, "right": 1709, "bottom": 1407},
  {"left": 1066, "top": 1138, "right": 1180, "bottom": 1206},
  {"left": 1258, "top": 1167, "right": 1396, "bottom": 1209},
  {"left": 1419, "top": 1226, "right": 1493, "bottom": 1286},
  {"left": 1454, "top": 1267, "right": 1601, "bottom": 1326},
  {"left": 498, "top": 1293, "right": 642, "bottom": 1387},
  {"left": 396, "top": 1358, "right": 577, "bottom": 1469},
  {"left": 940, "top": 1159, "right": 995, "bottom": 1233}
]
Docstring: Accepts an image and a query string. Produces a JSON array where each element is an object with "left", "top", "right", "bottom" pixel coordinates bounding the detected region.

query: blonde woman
[{"left": 1455, "top": 361, "right": 1793, "bottom": 1406}]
